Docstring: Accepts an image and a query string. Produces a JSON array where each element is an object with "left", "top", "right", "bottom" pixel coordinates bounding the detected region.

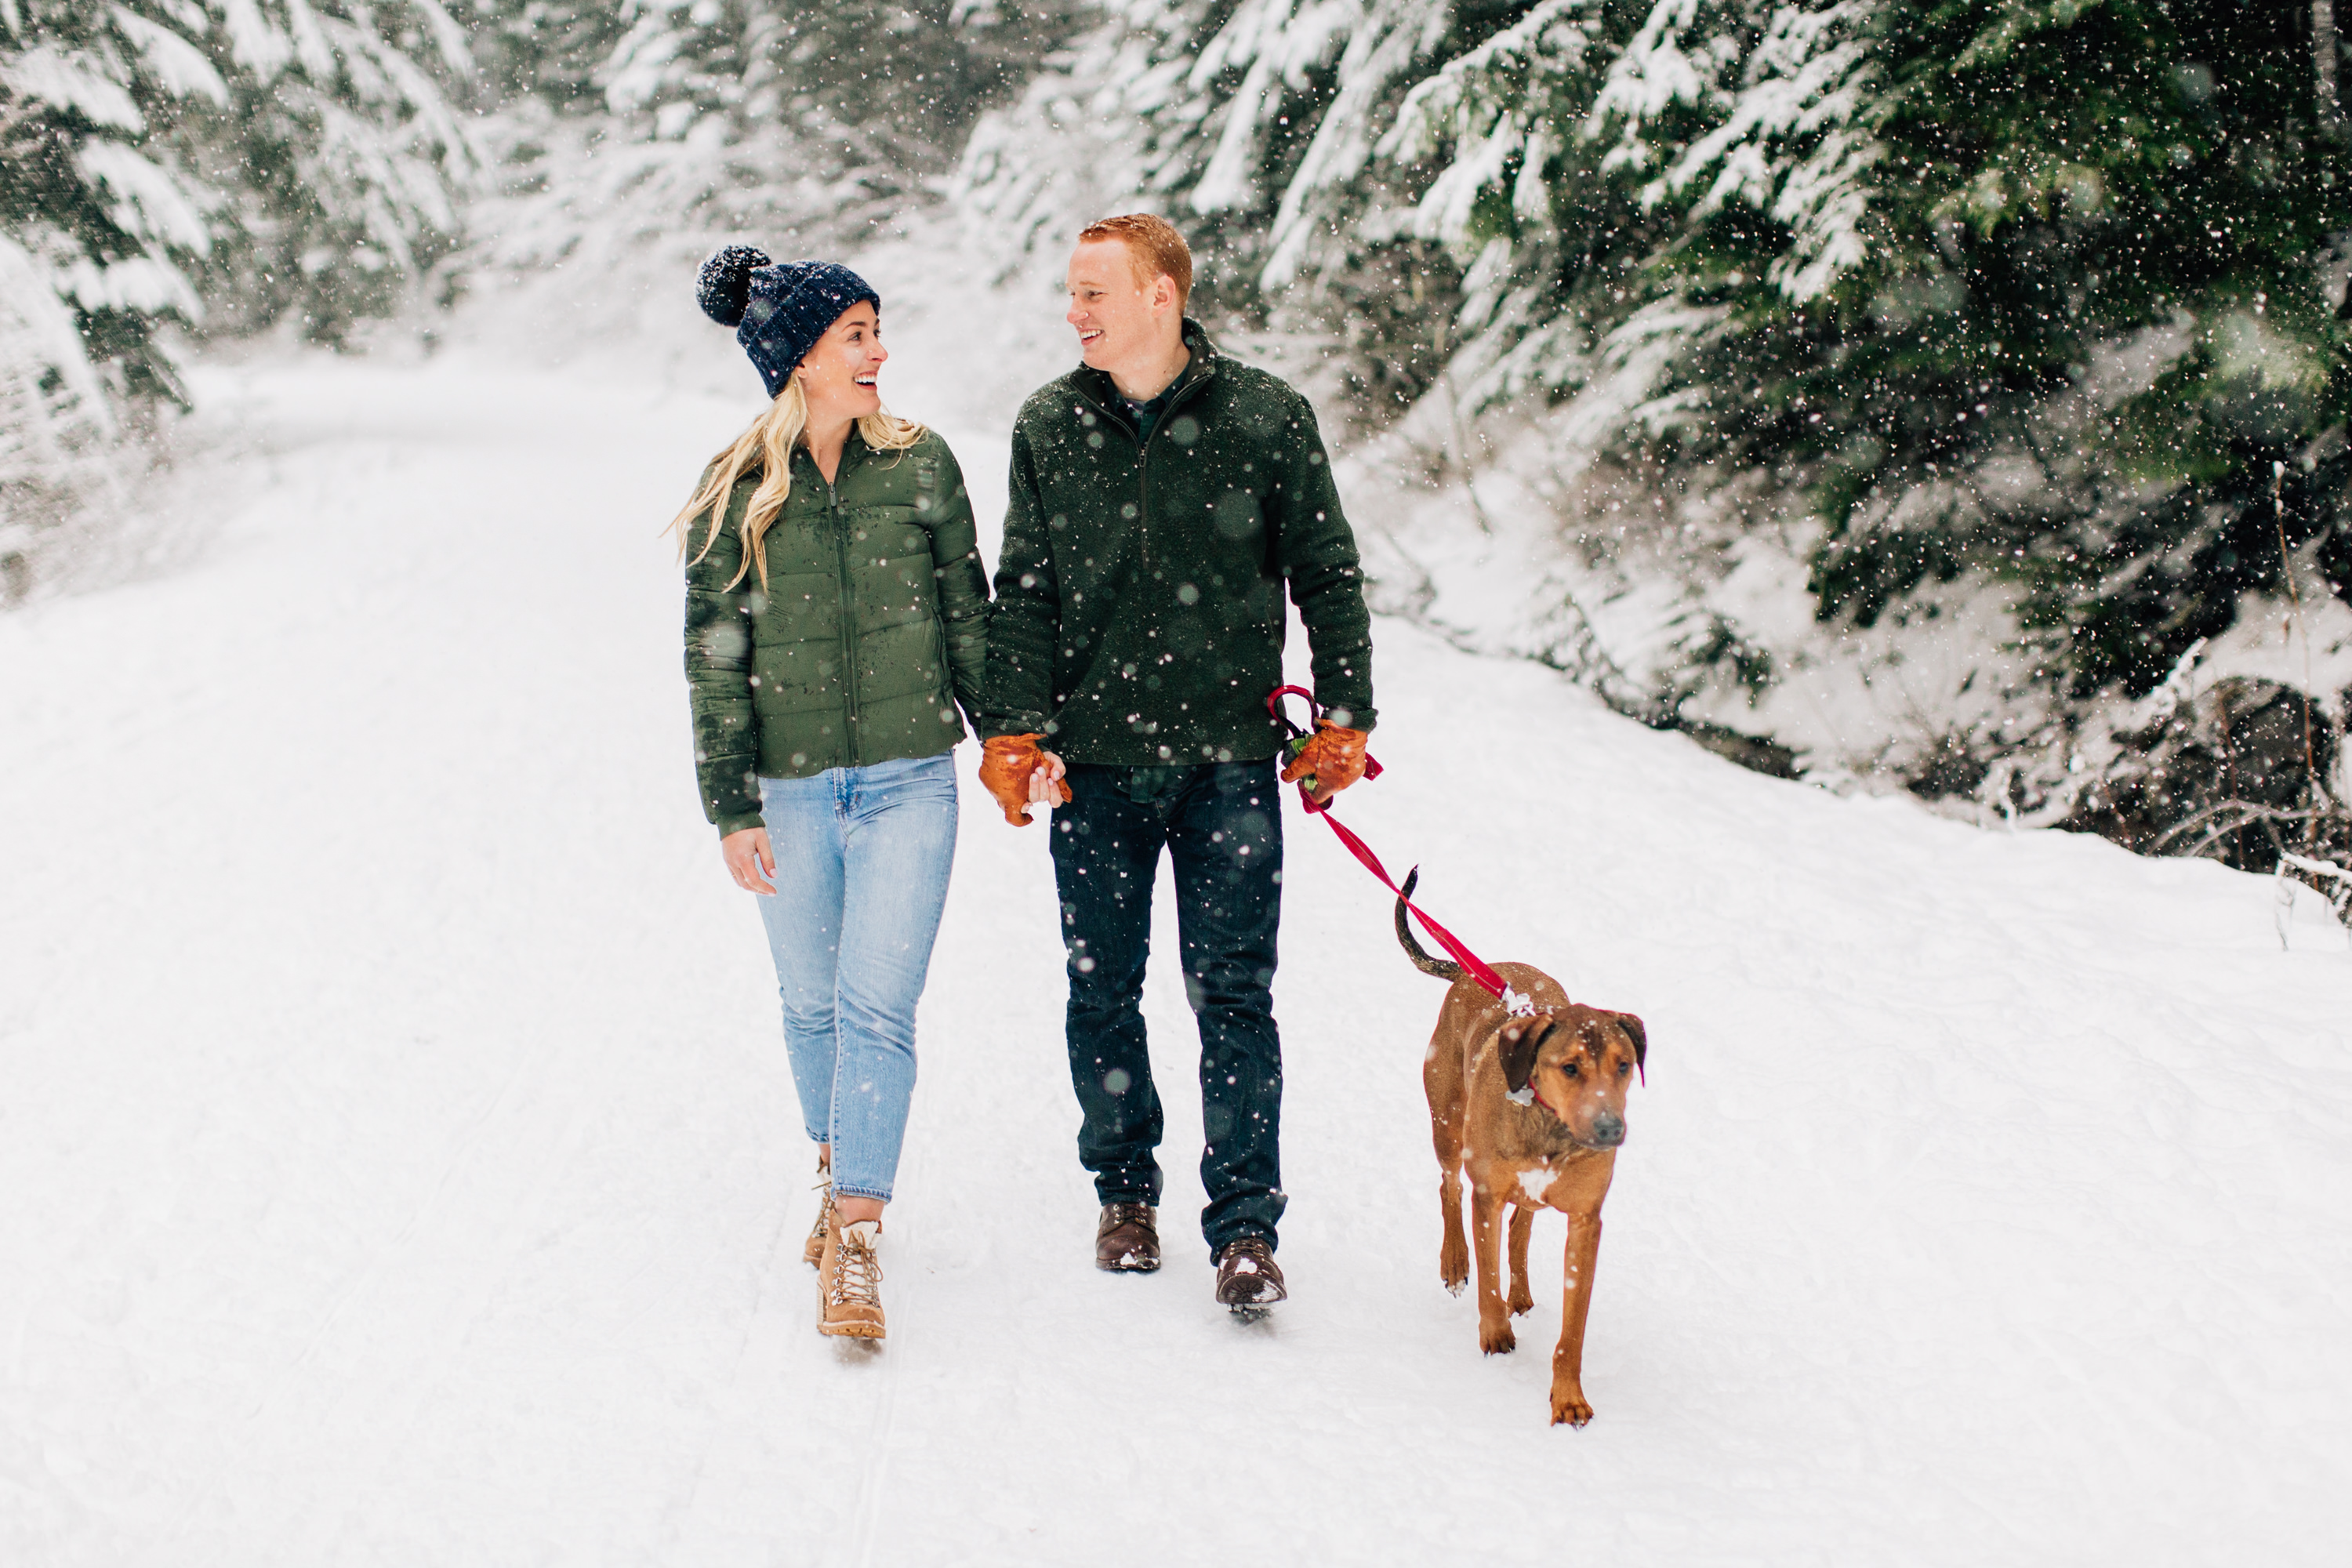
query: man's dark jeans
[{"left": 1048, "top": 758, "right": 1286, "bottom": 1258}]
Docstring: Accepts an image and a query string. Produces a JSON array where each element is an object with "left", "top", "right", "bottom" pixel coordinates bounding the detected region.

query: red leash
[{"left": 1266, "top": 687, "right": 1531, "bottom": 1015}]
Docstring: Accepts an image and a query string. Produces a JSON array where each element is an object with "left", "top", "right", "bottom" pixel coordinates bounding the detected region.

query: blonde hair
[
  {"left": 670, "top": 379, "right": 927, "bottom": 590},
  {"left": 1079, "top": 212, "right": 1193, "bottom": 307}
]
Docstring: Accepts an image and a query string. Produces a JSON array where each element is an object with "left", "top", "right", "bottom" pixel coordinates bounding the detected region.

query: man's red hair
[{"left": 1078, "top": 213, "right": 1192, "bottom": 308}]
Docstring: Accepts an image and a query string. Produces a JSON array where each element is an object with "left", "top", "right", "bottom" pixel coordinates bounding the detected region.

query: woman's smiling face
[{"left": 794, "top": 300, "right": 886, "bottom": 423}]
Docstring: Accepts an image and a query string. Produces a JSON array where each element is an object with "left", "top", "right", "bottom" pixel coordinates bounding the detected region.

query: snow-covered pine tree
[
  {"left": 597, "top": 0, "right": 1083, "bottom": 249},
  {"left": 3, "top": 1, "right": 229, "bottom": 590},
  {"left": 165, "top": 0, "right": 480, "bottom": 341},
  {"left": 961, "top": 0, "right": 2352, "bottom": 865},
  {"left": 957, "top": 1, "right": 1554, "bottom": 407},
  {"left": 1367, "top": 1, "right": 2352, "bottom": 855},
  {"left": 466, "top": 0, "right": 632, "bottom": 112},
  {"left": 953, "top": 0, "right": 1304, "bottom": 278},
  {"left": 0, "top": 1, "right": 477, "bottom": 594},
  {"left": 1124, "top": 0, "right": 1491, "bottom": 408},
  {"left": 2, "top": 3, "right": 221, "bottom": 411}
]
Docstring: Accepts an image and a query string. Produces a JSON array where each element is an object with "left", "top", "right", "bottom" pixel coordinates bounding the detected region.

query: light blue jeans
[{"left": 755, "top": 753, "right": 959, "bottom": 1202}]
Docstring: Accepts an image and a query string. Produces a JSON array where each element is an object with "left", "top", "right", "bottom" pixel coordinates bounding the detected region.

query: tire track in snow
[{"left": 846, "top": 1092, "right": 924, "bottom": 1567}]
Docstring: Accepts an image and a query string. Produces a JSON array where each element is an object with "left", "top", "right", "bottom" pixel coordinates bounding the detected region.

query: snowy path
[{"left": 4, "top": 271, "right": 2349, "bottom": 1566}]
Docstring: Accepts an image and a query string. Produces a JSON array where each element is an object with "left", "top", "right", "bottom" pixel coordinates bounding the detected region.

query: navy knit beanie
[{"left": 696, "top": 245, "right": 880, "bottom": 400}]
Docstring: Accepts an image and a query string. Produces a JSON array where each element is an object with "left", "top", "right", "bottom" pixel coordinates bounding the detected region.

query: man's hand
[
  {"left": 980, "top": 734, "right": 1069, "bottom": 825},
  {"left": 722, "top": 826, "right": 776, "bottom": 894},
  {"left": 1279, "top": 720, "right": 1369, "bottom": 804}
]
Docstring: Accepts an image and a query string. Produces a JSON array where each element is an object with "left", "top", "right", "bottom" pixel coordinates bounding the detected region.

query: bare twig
[
  {"left": 1432, "top": 317, "right": 1494, "bottom": 539},
  {"left": 2148, "top": 799, "right": 2326, "bottom": 856},
  {"left": 2274, "top": 849, "right": 2352, "bottom": 952},
  {"left": 2272, "top": 461, "right": 2325, "bottom": 836}
]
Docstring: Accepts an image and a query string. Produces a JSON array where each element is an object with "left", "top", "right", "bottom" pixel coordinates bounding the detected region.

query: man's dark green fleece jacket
[{"left": 982, "top": 321, "right": 1375, "bottom": 762}]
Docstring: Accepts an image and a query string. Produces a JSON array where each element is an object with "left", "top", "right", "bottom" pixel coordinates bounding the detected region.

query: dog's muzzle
[{"left": 1588, "top": 1112, "right": 1625, "bottom": 1148}]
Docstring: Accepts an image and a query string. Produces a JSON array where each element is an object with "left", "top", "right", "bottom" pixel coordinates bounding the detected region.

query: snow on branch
[
  {"left": 1655, "top": 3, "right": 1880, "bottom": 299},
  {"left": 2, "top": 43, "right": 147, "bottom": 131},
  {"left": 1261, "top": 0, "right": 1453, "bottom": 285},
  {"left": 107, "top": 9, "right": 230, "bottom": 105}
]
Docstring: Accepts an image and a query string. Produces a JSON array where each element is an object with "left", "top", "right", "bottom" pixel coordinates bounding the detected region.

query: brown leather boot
[
  {"left": 818, "top": 1218, "right": 886, "bottom": 1339},
  {"left": 802, "top": 1176, "right": 837, "bottom": 1268},
  {"left": 1095, "top": 1203, "right": 1160, "bottom": 1272},
  {"left": 1214, "top": 1236, "right": 1286, "bottom": 1308}
]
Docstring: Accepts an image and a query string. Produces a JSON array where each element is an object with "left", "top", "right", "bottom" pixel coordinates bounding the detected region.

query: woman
[{"left": 673, "top": 246, "right": 989, "bottom": 1341}]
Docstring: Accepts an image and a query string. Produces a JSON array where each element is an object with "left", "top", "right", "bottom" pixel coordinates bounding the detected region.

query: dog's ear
[
  {"left": 1499, "top": 1016, "right": 1555, "bottom": 1101},
  {"left": 1613, "top": 1011, "right": 1647, "bottom": 1083}
]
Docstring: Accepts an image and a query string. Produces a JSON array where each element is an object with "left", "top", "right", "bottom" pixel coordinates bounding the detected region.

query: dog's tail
[{"left": 1395, "top": 867, "right": 1464, "bottom": 982}]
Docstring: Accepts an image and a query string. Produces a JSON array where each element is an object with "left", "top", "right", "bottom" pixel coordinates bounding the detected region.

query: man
[{"left": 976, "top": 213, "right": 1376, "bottom": 1308}]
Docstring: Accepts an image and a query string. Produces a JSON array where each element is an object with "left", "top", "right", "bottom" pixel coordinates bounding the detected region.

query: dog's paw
[
  {"left": 1445, "top": 1276, "right": 1465, "bottom": 1297},
  {"left": 1548, "top": 1383, "right": 1593, "bottom": 1427},
  {"left": 1479, "top": 1318, "right": 1517, "bottom": 1356},
  {"left": 1507, "top": 1284, "right": 1534, "bottom": 1316}
]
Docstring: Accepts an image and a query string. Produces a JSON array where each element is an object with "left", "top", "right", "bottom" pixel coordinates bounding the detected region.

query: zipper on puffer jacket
[{"left": 825, "top": 452, "right": 862, "bottom": 768}]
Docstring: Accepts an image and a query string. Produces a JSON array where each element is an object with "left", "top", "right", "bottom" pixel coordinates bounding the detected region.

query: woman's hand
[
  {"left": 723, "top": 826, "right": 776, "bottom": 895},
  {"left": 1031, "top": 750, "right": 1067, "bottom": 808},
  {"left": 979, "top": 735, "right": 1069, "bottom": 825}
]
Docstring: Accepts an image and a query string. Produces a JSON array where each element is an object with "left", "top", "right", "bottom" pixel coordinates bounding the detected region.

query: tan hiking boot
[
  {"left": 818, "top": 1218, "right": 886, "bottom": 1339},
  {"left": 803, "top": 1176, "right": 837, "bottom": 1268}
]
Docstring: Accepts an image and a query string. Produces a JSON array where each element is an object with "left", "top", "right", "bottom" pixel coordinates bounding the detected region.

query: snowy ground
[{"left": 5, "top": 250, "right": 2350, "bottom": 1566}]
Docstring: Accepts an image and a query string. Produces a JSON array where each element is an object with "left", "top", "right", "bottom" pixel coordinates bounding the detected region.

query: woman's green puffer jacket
[{"left": 683, "top": 428, "right": 989, "bottom": 837}]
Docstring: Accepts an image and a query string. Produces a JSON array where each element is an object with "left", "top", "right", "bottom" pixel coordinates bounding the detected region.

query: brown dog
[{"left": 1396, "top": 872, "right": 1646, "bottom": 1426}]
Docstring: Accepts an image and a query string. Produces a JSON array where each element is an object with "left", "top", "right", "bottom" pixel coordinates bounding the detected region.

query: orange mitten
[
  {"left": 979, "top": 734, "right": 1069, "bottom": 825},
  {"left": 1279, "top": 720, "right": 1369, "bottom": 804}
]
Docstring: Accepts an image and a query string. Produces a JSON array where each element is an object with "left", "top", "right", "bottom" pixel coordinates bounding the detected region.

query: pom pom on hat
[{"left": 696, "top": 244, "right": 771, "bottom": 328}]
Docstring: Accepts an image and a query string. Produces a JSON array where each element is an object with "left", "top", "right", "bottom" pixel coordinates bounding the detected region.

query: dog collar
[{"left": 1506, "top": 1080, "right": 1563, "bottom": 1120}]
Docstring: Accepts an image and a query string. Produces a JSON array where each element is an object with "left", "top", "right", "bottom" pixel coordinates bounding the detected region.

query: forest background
[{"left": 6, "top": 0, "right": 2351, "bottom": 890}]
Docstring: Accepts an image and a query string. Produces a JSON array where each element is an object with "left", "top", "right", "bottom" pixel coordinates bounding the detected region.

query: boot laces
[{"left": 831, "top": 1226, "right": 883, "bottom": 1307}]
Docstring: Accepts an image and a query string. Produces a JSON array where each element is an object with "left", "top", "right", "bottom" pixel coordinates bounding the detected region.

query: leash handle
[{"left": 1265, "top": 684, "right": 1383, "bottom": 811}]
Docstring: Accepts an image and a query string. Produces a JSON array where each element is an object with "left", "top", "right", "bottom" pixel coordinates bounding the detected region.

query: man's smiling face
[{"left": 1065, "top": 238, "right": 1174, "bottom": 378}]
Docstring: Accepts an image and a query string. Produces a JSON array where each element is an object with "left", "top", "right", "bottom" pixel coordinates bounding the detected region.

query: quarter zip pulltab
[
  {"left": 1137, "top": 410, "right": 1156, "bottom": 581},
  {"left": 1079, "top": 353, "right": 1209, "bottom": 599}
]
